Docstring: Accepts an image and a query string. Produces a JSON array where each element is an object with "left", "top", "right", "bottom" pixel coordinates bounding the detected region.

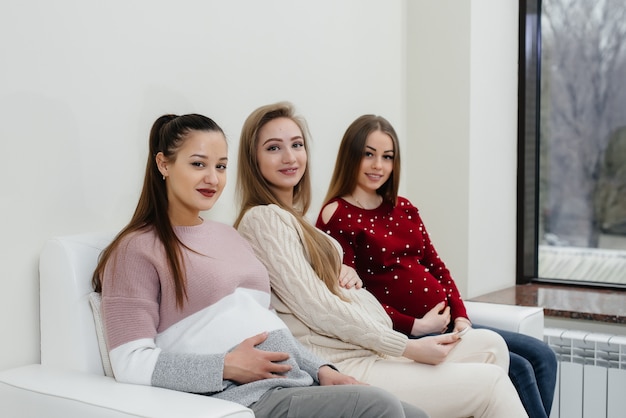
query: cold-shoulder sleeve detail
[{"left": 315, "top": 200, "right": 358, "bottom": 269}]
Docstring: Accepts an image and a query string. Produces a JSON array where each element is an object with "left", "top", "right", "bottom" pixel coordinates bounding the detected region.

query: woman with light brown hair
[
  {"left": 235, "top": 101, "right": 528, "bottom": 418},
  {"left": 317, "top": 113, "right": 557, "bottom": 418}
]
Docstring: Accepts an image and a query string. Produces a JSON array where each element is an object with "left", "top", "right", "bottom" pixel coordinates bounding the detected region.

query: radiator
[{"left": 544, "top": 328, "right": 626, "bottom": 418}]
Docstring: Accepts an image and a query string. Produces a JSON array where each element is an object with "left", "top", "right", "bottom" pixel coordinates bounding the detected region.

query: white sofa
[{"left": 0, "top": 233, "right": 545, "bottom": 417}]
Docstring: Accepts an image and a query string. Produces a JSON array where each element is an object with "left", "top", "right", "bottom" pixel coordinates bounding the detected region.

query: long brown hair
[
  {"left": 92, "top": 114, "right": 225, "bottom": 309},
  {"left": 234, "top": 102, "right": 344, "bottom": 299},
  {"left": 323, "top": 114, "right": 401, "bottom": 206}
]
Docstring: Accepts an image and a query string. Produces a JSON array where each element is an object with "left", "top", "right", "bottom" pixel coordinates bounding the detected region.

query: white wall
[
  {"left": 406, "top": 1, "right": 471, "bottom": 296},
  {"left": 406, "top": 1, "right": 518, "bottom": 298},
  {"left": 467, "top": 1, "right": 519, "bottom": 297},
  {"left": 0, "top": 0, "right": 407, "bottom": 370}
]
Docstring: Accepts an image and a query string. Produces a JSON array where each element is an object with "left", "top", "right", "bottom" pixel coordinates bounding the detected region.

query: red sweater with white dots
[{"left": 316, "top": 196, "right": 468, "bottom": 335}]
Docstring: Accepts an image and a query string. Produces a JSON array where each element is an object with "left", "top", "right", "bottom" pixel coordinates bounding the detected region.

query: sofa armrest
[
  {"left": 464, "top": 301, "right": 544, "bottom": 340},
  {"left": 0, "top": 364, "right": 254, "bottom": 418}
]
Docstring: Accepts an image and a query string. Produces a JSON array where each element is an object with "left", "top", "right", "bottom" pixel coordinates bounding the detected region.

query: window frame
[
  {"left": 517, "top": 0, "right": 541, "bottom": 284},
  {"left": 517, "top": 0, "right": 626, "bottom": 290}
]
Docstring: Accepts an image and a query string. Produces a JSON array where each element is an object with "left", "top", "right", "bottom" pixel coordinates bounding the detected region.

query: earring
[{"left": 162, "top": 175, "right": 165, "bottom": 180}]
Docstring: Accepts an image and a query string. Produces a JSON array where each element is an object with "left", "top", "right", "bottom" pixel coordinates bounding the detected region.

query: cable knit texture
[
  {"left": 237, "top": 204, "right": 409, "bottom": 378},
  {"left": 238, "top": 205, "right": 530, "bottom": 418}
]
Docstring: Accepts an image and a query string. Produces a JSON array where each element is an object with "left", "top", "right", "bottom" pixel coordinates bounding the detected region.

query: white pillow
[{"left": 88, "top": 292, "right": 114, "bottom": 377}]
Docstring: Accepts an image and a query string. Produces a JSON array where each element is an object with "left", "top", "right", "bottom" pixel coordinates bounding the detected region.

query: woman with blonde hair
[{"left": 235, "top": 101, "right": 528, "bottom": 418}]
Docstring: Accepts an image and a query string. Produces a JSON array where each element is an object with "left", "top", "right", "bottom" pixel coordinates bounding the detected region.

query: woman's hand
[
  {"left": 410, "top": 301, "right": 451, "bottom": 336},
  {"left": 223, "top": 332, "right": 292, "bottom": 384},
  {"left": 339, "top": 264, "right": 363, "bottom": 289},
  {"left": 318, "top": 365, "right": 367, "bottom": 385},
  {"left": 453, "top": 317, "right": 472, "bottom": 333},
  {"left": 402, "top": 333, "right": 460, "bottom": 365}
]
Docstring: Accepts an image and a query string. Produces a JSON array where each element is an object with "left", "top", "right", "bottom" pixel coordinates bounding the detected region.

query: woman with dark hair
[
  {"left": 235, "top": 102, "right": 528, "bottom": 418},
  {"left": 317, "top": 113, "right": 557, "bottom": 418},
  {"left": 92, "top": 113, "right": 427, "bottom": 418}
]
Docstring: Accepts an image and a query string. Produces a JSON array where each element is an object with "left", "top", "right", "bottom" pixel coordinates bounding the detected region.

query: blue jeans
[{"left": 474, "top": 325, "right": 557, "bottom": 418}]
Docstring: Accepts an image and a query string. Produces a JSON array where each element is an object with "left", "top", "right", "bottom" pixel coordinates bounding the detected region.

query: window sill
[{"left": 468, "top": 284, "right": 626, "bottom": 325}]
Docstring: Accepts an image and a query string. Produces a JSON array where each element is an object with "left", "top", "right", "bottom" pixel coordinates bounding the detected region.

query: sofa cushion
[
  {"left": 464, "top": 301, "right": 545, "bottom": 340},
  {"left": 88, "top": 292, "right": 114, "bottom": 377}
]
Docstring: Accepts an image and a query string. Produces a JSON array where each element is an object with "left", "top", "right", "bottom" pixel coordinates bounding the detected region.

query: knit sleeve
[
  {"left": 291, "top": 337, "right": 332, "bottom": 382},
  {"left": 102, "top": 234, "right": 227, "bottom": 393},
  {"left": 413, "top": 209, "right": 469, "bottom": 321},
  {"left": 237, "top": 205, "right": 408, "bottom": 358}
]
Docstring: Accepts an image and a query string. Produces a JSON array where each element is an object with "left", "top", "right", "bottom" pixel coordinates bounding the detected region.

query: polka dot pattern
[{"left": 316, "top": 196, "right": 468, "bottom": 335}]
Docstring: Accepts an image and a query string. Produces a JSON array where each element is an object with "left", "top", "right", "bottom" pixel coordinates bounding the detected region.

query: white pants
[{"left": 351, "top": 328, "right": 528, "bottom": 418}]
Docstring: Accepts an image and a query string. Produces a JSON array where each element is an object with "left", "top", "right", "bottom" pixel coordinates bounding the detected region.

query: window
[{"left": 518, "top": 0, "right": 626, "bottom": 288}]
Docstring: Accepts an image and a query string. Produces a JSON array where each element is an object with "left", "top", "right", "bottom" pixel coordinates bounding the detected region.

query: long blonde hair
[{"left": 235, "top": 102, "right": 344, "bottom": 299}]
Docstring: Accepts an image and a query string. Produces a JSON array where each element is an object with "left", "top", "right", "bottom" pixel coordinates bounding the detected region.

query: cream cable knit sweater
[{"left": 237, "top": 204, "right": 409, "bottom": 379}]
